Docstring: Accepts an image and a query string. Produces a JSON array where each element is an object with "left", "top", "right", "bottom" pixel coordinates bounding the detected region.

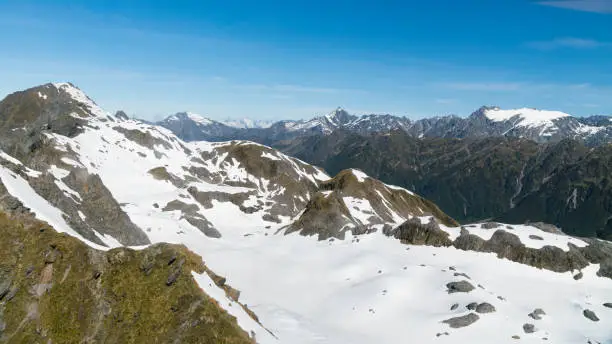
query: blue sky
[{"left": 0, "top": 0, "right": 611, "bottom": 121}]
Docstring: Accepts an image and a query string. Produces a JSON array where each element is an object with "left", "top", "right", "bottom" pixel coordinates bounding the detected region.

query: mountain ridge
[{"left": 157, "top": 106, "right": 612, "bottom": 145}]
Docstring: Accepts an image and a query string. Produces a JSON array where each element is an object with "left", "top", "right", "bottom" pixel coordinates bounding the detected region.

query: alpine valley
[{"left": 0, "top": 83, "right": 611, "bottom": 343}]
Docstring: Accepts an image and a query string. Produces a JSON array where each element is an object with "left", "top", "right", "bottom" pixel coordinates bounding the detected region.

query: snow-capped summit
[
  {"left": 166, "top": 111, "right": 213, "bottom": 125},
  {"left": 324, "top": 107, "right": 353, "bottom": 126},
  {"left": 159, "top": 105, "right": 612, "bottom": 146},
  {"left": 222, "top": 118, "right": 274, "bottom": 129},
  {"left": 158, "top": 112, "right": 239, "bottom": 141},
  {"left": 43, "top": 82, "right": 108, "bottom": 118},
  {"left": 484, "top": 107, "right": 571, "bottom": 128}
]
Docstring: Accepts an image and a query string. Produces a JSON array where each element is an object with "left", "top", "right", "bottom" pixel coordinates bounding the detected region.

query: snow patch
[
  {"left": 262, "top": 152, "right": 281, "bottom": 161},
  {"left": 223, "top": 118, "right": 274, "bottom": 129},
  {"left": 343, "top": 196, "right": 375, "bottom": 224},
  {"left": 384, "top": 182, "right": 415, "bottom": 195},
  {"left": 484, "top": 107, "right": 569, "bottom": 128},
  {"left": 186, "top": 112, "right": 213, "bottom": 125},
  {"left": 350, "top": 169, "right": 369, "bottom": 182}
]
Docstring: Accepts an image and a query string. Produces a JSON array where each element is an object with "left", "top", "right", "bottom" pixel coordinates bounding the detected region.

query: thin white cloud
[
  {"left": 537, "top": 0, "right": 612, "bottom": 14},
  {"left": 527, "top": 37, "right": 610, "bottom": 50},
  {"left": 230, "top": 82, "right": 364, "bottom": 94},
  {"left": 438, "top": 82, "right": 523, "bottom": 91}
]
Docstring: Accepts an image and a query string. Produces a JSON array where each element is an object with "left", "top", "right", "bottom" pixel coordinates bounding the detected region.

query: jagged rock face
[
  {"left": 453, "top": 229, "right": 590, "bottom": 274},
  {"left": 0, "top": 211, "right": 254, "bottom": 343},
  {"left": 0, "top": 84, "right": 149, "bottom": 246},
  {"left": 403, "top": 115, "right": 464, "bottom": 138},
  {"left": 203, "top": 142, "right": 326, "bottom": 220},
  {"left": 385, "top": 217, "right": 454, "bottom": 247},
  {"left": 285, "top": 169, "right": 458, "bottom": 239},
  {"left": 384, "top": 219, "right": 612, "bottom": 278},
  {"left": 286, "top": 192, "right": 361, "bottom": 240}
]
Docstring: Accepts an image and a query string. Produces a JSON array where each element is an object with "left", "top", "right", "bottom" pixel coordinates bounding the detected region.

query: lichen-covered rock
[
  {"left": 442, "top": 313, "right": 480, "bottom": 328},
  {"left": 454, "top": 230, "right": 590, "bottom": 274},
  {"left": 481, "top": 222, "right": 500, "bottom": 229},
  {"left": 523, "top": 323, "right": 536, "bottom": 333},
  {"left": 446, "top": 280, "right": 475, "bottom": 293},
  {"left": 386, "top": 217, "right": 453, "bottom": 247},
  {"left": 476, "top": 302, "right": 496, "bottom": 314},
  {"left": 284, "top": 192, "right": 361, "bottom": 240}
]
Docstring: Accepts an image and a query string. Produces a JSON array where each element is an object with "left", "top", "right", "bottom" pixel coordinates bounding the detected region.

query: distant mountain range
[{"left": 157, "top": 107, "right": 612, "bottom": 146}]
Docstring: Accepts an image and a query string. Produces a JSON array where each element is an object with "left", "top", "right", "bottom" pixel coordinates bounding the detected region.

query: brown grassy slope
[{"left": 0, "top": 212, "right": 254, "bottom": 344}]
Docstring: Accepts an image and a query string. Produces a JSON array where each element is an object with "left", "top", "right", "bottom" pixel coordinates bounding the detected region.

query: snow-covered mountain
[
  {"left": 157, "top": 111, "right": 242, "bottom": 141},
  {"left": 222, "top": 118, "right": 274, "bottom": 129},
  {"left": 159, "top": 106, "right": 612, "bottom": 146},
  {"left": 458, "top": 106, "right": 606, "bottom": 142},
  {"left": 0, "top": 83, "right": 611, "bottom": 343}
]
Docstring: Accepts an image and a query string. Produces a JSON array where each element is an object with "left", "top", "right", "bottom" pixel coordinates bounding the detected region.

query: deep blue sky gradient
[{"left": 0, "top": 0, "right": 610, "bottom": 120}]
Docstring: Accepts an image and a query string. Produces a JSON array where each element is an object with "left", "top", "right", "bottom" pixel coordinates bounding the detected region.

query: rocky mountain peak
[
  {"left": 164, "top": 111, "right": 213, "bottom": 125},
  {"left": 324, "top": 107, "right": 353, "bottom": 125},
  {"left": 286, "top": 168, "right": 457, "bottom": 239},
  {"left": 114, "top": 110, "right": 129, "bottom": 120}
]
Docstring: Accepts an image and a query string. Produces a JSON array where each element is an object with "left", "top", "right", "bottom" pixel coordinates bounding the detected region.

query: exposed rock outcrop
[
  {"left": 442, "top": 313, "right": 480, "bottom": 328},
  {"left": 446, "top": 280, "right": 475, "bottom": 294},
  {"left": 583, "top": 309, "right": 600, "bottom": 322}
]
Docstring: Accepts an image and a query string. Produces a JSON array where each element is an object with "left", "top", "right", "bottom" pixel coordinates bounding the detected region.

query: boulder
[
  {"left": 523, "top": 323, "right": 536, "bottom": 333},
  {"left": 528, "top": 308, "right": 546, "bottom": 320},
  {"left": 446, "top": 280, "right": 475, "bottom": 293},
  {"left": 475, "top": 302, "right": 496, "bottom": 313},
  {"left": 466, "top": 302, "right": 478, "bottom": 310},
  {"left": 583, "top": 309, "right": 599, "bottom": 322},
  {"left": 442, "top": 313, "right": 480, "bottom": 328}
]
